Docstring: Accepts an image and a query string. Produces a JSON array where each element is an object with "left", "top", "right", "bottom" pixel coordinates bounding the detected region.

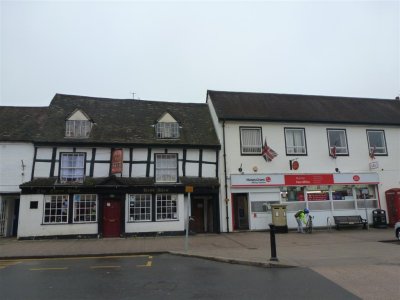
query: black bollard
[{"left": 268, "top": 223, "right": 278, "bottom": 261}]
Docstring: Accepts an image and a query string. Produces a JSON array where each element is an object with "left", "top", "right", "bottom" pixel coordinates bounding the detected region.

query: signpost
[
  {"left": 185, "top": 186, "right": 193, "bottom": 252},
  {"left": 361, "top": 188, "right": 370, "bottom": 230}
]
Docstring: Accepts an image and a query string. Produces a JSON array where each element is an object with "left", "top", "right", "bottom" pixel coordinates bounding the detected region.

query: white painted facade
[
  {"left": 208, "top": 97, "right": 400, "bottom": 232},
  {"left": 18, "top": 145, "right": 219, "bottom": 238},
  {"left": 0, "top": 142, "right": 34, "bottom": 236}
]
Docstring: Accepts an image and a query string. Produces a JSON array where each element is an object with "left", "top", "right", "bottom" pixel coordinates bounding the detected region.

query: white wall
[
  {"left": 0, "top": 143, "right": 34, "bottom": 192},
  {"left": 210, "top": 115, "right": 400, "bottom": 232},
  {"left": 18, "top": 194, "right": 98, "bottom": 238}
]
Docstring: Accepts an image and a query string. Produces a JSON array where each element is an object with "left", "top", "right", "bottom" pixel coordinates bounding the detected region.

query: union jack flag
[
  {"left": 369, "top": 146, "right": 376, "bottom": 159},
  {"left": 262, "top": 139, "right": 278, "bottom": 162},
  {"left": 330, "top": 146, "right": 337, "bottom": 159}
]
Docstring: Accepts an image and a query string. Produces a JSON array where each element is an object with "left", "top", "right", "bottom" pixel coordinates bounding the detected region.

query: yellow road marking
[
  {"left": 90, "top": 265, "right": 121, "bottom": 269},
  {"left": 30, "top": 267, "right": 68, "bottom": 271},
  {"left": 137, "top": 256, "right": 153, "bottom": 267},
  {"left": 1, "top": 254, "right": 148, "bottom": 263}
]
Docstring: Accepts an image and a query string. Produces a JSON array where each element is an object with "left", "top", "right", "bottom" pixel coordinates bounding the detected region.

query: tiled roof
[
  {"left": 0, "top": 107, "right": 48, "bottom": 141},
  {"left": 1, "top": 94, "right": 220, "bottom": 148},
  {"left": 207, "top": 90, "right": 400, "bottom": 125}
]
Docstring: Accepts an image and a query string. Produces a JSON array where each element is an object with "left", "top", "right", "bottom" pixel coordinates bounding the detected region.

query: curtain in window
[{"left": 241, "top": 129, "right": 262, "bottom": 153}]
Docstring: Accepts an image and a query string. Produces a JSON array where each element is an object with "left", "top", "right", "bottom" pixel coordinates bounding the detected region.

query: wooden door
[
  {"left": 190, "top": 198, "right": 205, "bottom": 233},
  {"left": 103, "top": 200, "right": 121, "bottom": 237}
]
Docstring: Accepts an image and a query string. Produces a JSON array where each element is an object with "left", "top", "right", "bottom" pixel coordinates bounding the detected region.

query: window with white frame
[
  {"left": 240, "top": 127, "right": 262, "bottom": 154},
  {"left": 43, "top": 195, "right": 69, "bottom": 224},
  {"left": 128, "top": 194, "right": 152, "bottom": 222},
  {"left": 327, "top": 129, "right": 349, "bottom": 155},
  {"left": 60, "top": 153, "right": 85, "bottom": 183},
  {"left": 65, "top": 120, "right": 92, "bottom": 138},
  {"left": 73, "top": 194, "right": 97, "bottom": 223},
  {"left": 156, "top": 194, "right": 178, "bottom": 221},
  {"left": 366, "top": 130, "right": 387, "bottom": 155},
  {"left": 285, "top": 128, "right": 307, "bottom": 155},
  {"left": 155, "top": 154, "right": 177, "bottom": 182},
  {"left": 156, "top": 122, "right": 180, "bottom": 139}
]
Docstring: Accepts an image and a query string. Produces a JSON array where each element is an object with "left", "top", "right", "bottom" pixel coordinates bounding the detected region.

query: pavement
[{"left": 1, "top": 228, "right": 399, "bottom": 299}]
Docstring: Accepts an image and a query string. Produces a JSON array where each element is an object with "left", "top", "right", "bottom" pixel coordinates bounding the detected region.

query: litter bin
[
  {"left": 372, "top": 209, "right": 387, "bottom": 228},
  {"left": 270, "top": 204, "right": 288, "bottom": 233}
]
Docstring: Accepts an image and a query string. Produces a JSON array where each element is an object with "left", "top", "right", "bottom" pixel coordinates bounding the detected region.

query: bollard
[{"left": 268, "top": 223, "right": 278, "bottom": 261}]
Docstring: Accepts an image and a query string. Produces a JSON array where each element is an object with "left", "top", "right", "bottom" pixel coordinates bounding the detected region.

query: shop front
[{"left": 230, "top": 172, "right": 380, "bottom": 230}]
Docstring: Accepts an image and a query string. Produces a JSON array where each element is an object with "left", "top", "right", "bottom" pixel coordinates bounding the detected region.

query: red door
[{"left": 103, "top": 200, "right": 121, "bottom": 237}]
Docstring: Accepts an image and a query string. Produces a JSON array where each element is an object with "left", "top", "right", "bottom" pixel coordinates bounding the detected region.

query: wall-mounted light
[
  {"left": 253, "top": 166, "right": 258, "bottom": 172},
  {"left": 335, "top": 168, "right": 340, "bottom": 173},
  {"left": 238, "top": 163, "right": 243, "bottom": 173}
]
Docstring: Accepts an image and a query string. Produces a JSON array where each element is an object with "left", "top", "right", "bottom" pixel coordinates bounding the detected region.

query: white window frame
[
  {"left": 285, "top": 128, "right": 307, "bottom": 155},
  {"left": 73, "top": 194, "right": 97, "bottom": 223},
  {"left": 128, "top": 194, "right": 152, "bottom": 222},
  {"left": 43, "top": 195, "right": 69, "bottom": 224},
  {"left": 156, "top": 122, "right": 180, "bottom": 139},
  {"left": 366, "top": 130, "right": 387, "bottom": 155},
  {"left": 65, "top": 120, "right": 92, "bottom": 138},
  {"left": 327, "top": 129, "right": 349, "bottom": 155},
  {"left": 240, "top": 127, "right": 262, "bottom": 154},
  {"left": 156, "top": 194, "right": 178, "bottom": 221},
  {"left": 60, "top": 153, "right": 85, "bottom": 183},
  {"left": 155, "top": 154, "right": 178, "bottom": 183}
]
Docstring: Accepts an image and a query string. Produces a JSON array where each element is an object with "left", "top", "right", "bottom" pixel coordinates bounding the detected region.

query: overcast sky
[{"left": 1, "top": 0, "right": 399, "bottom": 106}]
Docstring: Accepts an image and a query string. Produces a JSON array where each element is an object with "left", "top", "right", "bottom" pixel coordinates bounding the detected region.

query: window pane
[
  {"left": 73, "top": 194, "right": 97, "bottom": 223},
  {"left": 128, "top": 194, "right": 152, "bottom": 222},
  {"left": 156, "top": 194, "right": 178, "bottom": 221},
  {"left": 328, "top": 130, "right": 348, "bottom": 154},
  {"left": 285, "top": 128, "right": 306, "bottom": 154},
  {"left": 43, "top": 195, "right": 69, "bottom": 224},
  {"left": 60, "top": 153, "right": 85, "bottom": 183},
  {"left": 65, "top": 120, "right": 92, "bottom": 138},
  {"left": 155, "top": 154, "right": 177, "bottom": 182},
  {"left": 241, "top": 128, "right": 262, "bottom": 154},
  {"left": 367, "top": 131, "right": 387, "bottom": 154}
]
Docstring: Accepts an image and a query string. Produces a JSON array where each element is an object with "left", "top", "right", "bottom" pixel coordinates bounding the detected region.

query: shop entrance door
[
  {"left": 190, "top": 198, "right": 205, "bottom": 233},
  {"left": 102, "top": 200, "right": 121, "bottom": 237},
  {"left": 233, "top": 194, "right": 249, "bottom": 230}
]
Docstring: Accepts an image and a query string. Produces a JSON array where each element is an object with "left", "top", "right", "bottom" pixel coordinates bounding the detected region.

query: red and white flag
[
  {"left": 262, "top": 139, "right": 278, "bottom": 162},
  {"left": 330, "top": 146, "right": 337, "bottom": 159},
  {"left": 369, "top": 146, "right": 376, "bottom": 159}
]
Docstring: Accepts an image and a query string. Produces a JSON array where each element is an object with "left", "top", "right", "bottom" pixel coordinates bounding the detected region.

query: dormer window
[
  {"left": 65, "top": 109, "right": 93, "bottom": 138},
  {"left": 155, "top": 112, "right": 180, "bottom": 139}
]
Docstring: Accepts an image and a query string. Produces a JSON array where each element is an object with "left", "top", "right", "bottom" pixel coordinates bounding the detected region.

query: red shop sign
[
  {"left": 284, "top": 174, "right": 334, "bottom": 186},
  {"left": 111, "top": 149, "right": 123, "bottom": 174}
]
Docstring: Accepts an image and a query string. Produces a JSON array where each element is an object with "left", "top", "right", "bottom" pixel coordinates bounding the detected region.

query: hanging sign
[{"left": 111, "top": 149, "right": 123, "bottom": 174}]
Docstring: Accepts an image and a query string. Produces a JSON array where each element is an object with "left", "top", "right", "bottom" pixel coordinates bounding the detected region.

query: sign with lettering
[
  {"left": 231, "top": 174, "right": 284, "bottom": 187},
  {"left": 284, "top": 174, "right": 334, "bottom": 186},
  {"left": 111, "top": 149, "right": 123, "bottom": 174}
]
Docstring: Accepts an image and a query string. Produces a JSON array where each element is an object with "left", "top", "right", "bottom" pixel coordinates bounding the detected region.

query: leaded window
[
  {"left": 73, "top": 194, "right": 97, "bottom": 223},
  {"left": 155, "top": 154, "right": 177, "bottom": 183},
  {"left": 156, "top": 122, "right": 179, "bottom": 139},
  {"left": 60, "top": 153, "right": 85, "bottom": 183},
  {"left": 65, "top": 120, "right": 92, "bottom": 138},
  {"left": 128, "top": 194, "right": 152, "bottom": 222},
  {"left": 43, "top": 195, "right": 69, "bottom": 224},
  {"left": 156, "top": 194, "right": 178, "bottom": 221}
]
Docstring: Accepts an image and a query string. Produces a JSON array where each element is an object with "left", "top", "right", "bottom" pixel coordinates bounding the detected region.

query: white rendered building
[{"left": 207, "top": 90, "right": 400, "bottom": 232}]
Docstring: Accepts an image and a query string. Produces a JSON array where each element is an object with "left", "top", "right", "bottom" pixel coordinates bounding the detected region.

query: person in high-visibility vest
[{"left": 294, "top": 208, "right": 309, "bottom": 233}]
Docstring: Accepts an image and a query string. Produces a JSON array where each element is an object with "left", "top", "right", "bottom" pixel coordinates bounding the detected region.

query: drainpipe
[{"left": 222, "top": 120, "right": 230, "bottom": 233}]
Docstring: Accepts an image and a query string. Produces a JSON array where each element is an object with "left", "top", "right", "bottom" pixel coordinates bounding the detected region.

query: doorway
[
  {"left": 190, "top": 196, "right": 215, "bottom": 233},
  {"left": 102, "top": 199, "right": 121, "bottom": 237},
  {"left": 233, "top": 194, "right": 249, "bottom": 230}
]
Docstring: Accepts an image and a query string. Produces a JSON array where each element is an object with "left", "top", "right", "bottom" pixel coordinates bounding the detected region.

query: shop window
[
  {"left": 251, "top": 201, "right": 268, "bottom": 212},
  {"left": 284, "top": 128, "right": 307, "bottom": 155},
  {"left": 355, "top": 185, "right": 378, "bottom": 209},
  {"left": 366, "top": 130, "right": 387, "bottom": 156},
  {"left": 306, "top": 186, "right": 329, "bottom": 201},
  {"left": 331, "top": 185, "right": 354, "bottom": 200},
  {"left": 73, "top": 194, "right": 97, "bottom": 223},
  {"left": 327, "top": 129, "right": 349, "bottom": 156},
  {"left": 60, "top": 153, "right": 85, "bottom": 183},
  {"left": 156, "top": 194, "right": 178, "bottom": 221},
  {"left": 240, "top": 127, "right": 262, "bottom": 154},
  {"left": 128, "top": 194, "right": 152, "bottom": 222},
  {"left": 43, "top": 195, "right": 69, "bottom": 224},
  {"left": 282, "top": 186, "right": 305, "bottom": 202},
  {"left": 155, "top": 153, "right": 178, "bottom": 183}
]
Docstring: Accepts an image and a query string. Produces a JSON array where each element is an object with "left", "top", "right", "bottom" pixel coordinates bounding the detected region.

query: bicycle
[{"left": 305, "top": 215, "right": 314, "bottom": 234}]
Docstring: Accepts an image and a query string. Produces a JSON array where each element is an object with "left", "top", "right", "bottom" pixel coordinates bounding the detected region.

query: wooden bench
[{"left": 333, "top": 216, "right": 367, "bottom": 230}]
